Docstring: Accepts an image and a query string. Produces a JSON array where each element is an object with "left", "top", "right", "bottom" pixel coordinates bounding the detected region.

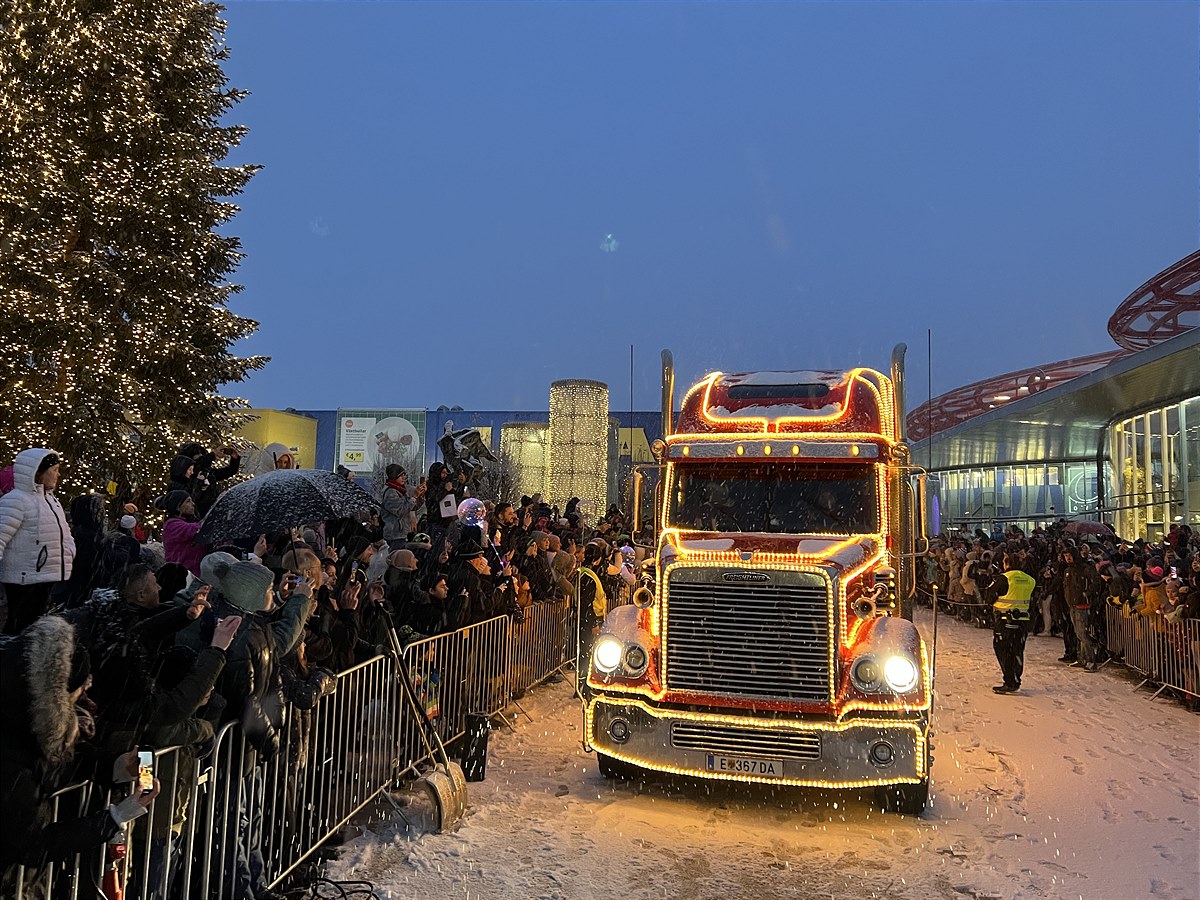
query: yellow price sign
[{"left": 343, "top": 451, "right": 365, "bottom": 463}]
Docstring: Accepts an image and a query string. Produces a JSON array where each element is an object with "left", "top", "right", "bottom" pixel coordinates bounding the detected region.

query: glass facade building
[
  {"left": 1110, "top": 396, "right": 1200, "bottom": 541},
  {"left": 913, "top": 330, "right": 1200, "bottom": 541}
]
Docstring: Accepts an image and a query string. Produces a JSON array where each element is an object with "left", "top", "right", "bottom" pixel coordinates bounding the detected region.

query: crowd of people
[
  {"left": 920, "top": 520, "right": 1200, "bottom": 693},
  {"left": 8, "top": 436, "right": 1196, "bottom": 897},
  {"left": 0, "top": 445, "right": 640, "bottom": 900}
]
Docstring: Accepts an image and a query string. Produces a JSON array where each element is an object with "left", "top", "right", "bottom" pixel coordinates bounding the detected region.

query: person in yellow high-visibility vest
[{"left": 991, "top": 554, "right": 1037, "bottom": 694}]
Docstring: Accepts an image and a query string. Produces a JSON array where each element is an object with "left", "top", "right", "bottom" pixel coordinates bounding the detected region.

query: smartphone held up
[{"left": 137, "top": 750, "right": 155, "bottom": 795}]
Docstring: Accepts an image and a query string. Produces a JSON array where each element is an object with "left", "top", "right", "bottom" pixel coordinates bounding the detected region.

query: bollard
[{"left": 461, "top": 713, "right": 491, "bottom": 782}]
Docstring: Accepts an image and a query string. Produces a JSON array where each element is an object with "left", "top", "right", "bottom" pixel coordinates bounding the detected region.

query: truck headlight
[
  {"left": 593, "top": 638, "right": 623, "bottom": 674},
  {"left": 883, "top": 655, "right": 919, "bottom": 693}
]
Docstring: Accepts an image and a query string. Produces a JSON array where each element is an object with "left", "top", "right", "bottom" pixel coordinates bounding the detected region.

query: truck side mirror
[{"left": 912, "top": 473, "right": 940, "bottom": 549}]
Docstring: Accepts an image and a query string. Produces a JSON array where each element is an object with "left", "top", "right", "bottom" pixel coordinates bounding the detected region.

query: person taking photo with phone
[{"left": 0, "top": 615, "right": 160, "bottom": 895}]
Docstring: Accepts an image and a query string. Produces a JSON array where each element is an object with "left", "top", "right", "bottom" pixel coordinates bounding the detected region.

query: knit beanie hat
[
  {"left": 385, "top": 463, "right": 406, "bottom": 480},
  {"left": 119, "top": 514, "right": 137, "bottom": 530},
  {"left": 455, "top": 539, "right": 484, "bottom": 561},
  {"left": 201, "top": 551, "right": 274, "bottom": 612},
  {"left": 159, "top": 490, "right": 191, "bottom": 516}
]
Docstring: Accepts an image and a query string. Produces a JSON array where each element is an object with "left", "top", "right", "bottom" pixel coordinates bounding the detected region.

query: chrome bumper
[{"left": 587, "top": 697, "right": 928, "bottom": 787}]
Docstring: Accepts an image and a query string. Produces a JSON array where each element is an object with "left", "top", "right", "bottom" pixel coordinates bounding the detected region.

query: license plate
[{"left": 705, "top": 754, "right": 784, "bottom": 777}]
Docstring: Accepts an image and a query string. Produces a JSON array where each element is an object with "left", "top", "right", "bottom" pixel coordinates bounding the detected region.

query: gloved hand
[
  {"left": 109, "top": 781, "right": 159, "bottom": 826},
  {"left": 315, "top": 670, "right": 337, "bottom": 700}
]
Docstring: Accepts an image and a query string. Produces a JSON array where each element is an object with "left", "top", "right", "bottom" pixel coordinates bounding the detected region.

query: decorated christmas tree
[{"left": 0, "top": 0, "right": 266, "bottom": 499}]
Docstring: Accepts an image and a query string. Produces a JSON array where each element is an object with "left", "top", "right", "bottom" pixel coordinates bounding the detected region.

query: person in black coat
[
  {"left": 396, "top": 573, "right": 451, "bottom": 640},
  {"left": 513, "top": 532, "right": 553, "bottom": 603},
  {"left": 0, "top": 616, "right": 159, "bottom": 896},
  {"left": 57, "top": 493, "right": 107, "bottom": 609},
  {"left": 445, "top": 541, "right": 505, "bottom": 629},
  {"left": 67, "top": 566, "right": 236, "bottom": 753},
  {"left": 175, "top": 442, "right": 242, "bottom": 517}
]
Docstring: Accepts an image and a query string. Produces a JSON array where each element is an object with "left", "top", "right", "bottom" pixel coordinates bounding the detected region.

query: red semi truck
[{"left": 579, "top": 346, "right": 934, "bottom": 814}]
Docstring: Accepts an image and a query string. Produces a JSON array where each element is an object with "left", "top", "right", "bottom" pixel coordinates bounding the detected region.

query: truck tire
[
  {"left": 875, "top": 779, "right": 929, "bottom": 816},
  {"left": 597, "top": 753, "right": 638, "bottom": 781}
]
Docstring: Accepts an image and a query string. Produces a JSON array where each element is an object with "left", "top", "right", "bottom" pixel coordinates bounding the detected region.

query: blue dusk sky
[{"left": 219, "top": 0, "right": 1198, "bottom": 413}]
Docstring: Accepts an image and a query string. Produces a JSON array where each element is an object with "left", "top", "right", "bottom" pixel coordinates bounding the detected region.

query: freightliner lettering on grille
[{"left": 665, "top": 569, "right": 832, "bottom": 703}]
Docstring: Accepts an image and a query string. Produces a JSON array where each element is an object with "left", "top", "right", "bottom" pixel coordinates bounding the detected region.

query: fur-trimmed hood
[{"left": 0, "top": 616, "right": 81, "bottom": 769}]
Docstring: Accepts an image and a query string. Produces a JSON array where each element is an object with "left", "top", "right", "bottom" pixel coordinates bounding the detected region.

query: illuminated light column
[
  {"left": 499, "top": 422, "right": 549, "bottom": 501},
  {"left": 549, "top": 380, "right": 609, "bottom": 515}
]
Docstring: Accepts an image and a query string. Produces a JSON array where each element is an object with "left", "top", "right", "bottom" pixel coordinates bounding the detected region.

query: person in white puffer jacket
[{"left": 0, "top": 448, "right": 76, "bottom": 633}]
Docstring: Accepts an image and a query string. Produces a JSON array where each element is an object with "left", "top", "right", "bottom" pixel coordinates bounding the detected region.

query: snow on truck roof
[{"left": 672, "top": 367, "right": 897, "bottom": 440}]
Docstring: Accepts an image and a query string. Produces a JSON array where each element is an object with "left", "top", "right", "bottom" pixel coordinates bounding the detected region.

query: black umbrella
[{"left": 197, "top": 469, "right": 378, "bottom": 544}]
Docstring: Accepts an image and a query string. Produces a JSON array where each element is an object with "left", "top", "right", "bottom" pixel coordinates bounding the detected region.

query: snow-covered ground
[{"left": 329, "top": 611, "right": 1199, "bottom": 900}]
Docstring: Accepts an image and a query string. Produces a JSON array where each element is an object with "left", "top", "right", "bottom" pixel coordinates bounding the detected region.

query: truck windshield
[{"left": 668, "top": 463, "right": 878, "bottom": 535}]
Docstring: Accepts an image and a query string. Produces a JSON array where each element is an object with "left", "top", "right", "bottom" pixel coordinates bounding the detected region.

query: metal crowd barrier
[
  {"left": 15, "top": 605, "right": 579, "bottom": 899},
  {"left": 401, "top": 614, "right": 512, "bottom": 764},
  {"left": 187, "top": 653, "right": 406, "bottom": 899},
  {"left": 509, "top": 600, "right": 572, "bottom": 697},
  {"left": 13, "top": 778, "right": 99, "bottom": 900},
  {"left": 1105, "top": 605, "right": 1199, "bottom": 700}
]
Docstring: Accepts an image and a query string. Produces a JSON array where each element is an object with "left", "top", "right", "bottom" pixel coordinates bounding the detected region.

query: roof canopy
[{"left": 910, "top": 328, "right": 1200, "bottom": 470}]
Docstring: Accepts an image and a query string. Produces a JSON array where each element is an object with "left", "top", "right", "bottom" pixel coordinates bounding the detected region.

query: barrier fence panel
[
  {"left": 23, "top": 604, "right": 606, "bottom": 899},
  {"left": 508, "top": 601, "right": 571, "bottom": 697},
  {"left": 1106, "top": 606, "right": 1199, "bottom": 699},
  {"left": 121, "top": 743, "right": 196, "bottom": 900},
  {"left": 400, "top": 614, "right": 511, "bottom": 774},
  {"left": 12, "top": 778, "right": 97, "bottom": 900},
  {"left": 264, "top": 653, "right": 403, "bottom": 888}
]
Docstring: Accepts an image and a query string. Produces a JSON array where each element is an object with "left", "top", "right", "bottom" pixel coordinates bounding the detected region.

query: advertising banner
[{"left": 335, "top": 409, "right": 427, "bottom": 479}]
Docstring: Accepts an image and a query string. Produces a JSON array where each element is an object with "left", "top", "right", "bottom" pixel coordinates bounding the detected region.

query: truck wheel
[
  {"left": 875, "top": 780, "right": 929, "bottom": 816},
  {"left": 597, "top": 753, "right": 637, "bottom": 781}
]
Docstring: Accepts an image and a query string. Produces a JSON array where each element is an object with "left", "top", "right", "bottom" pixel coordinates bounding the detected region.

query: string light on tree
[{"left": 0, "top": 0, "right": 265, "bottom": 499}]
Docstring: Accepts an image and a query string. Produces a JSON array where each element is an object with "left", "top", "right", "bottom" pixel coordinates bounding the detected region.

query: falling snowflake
[{"left": 600, "top": 233, "right": 619, "bottom": 253}]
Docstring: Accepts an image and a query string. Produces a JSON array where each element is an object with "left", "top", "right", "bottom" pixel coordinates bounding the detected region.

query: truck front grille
[
  {"left": 670, "top": 721, "right": 822, "bottom": 760},
  {"left": 664, "top": 576, "right": 832, "bottom": 703}
]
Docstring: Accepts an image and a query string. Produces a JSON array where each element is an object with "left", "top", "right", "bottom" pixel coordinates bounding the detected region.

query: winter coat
[
  {"left": 1061, "top": 559, "right": 1101, "bottom": 609},
  {"left": 516, "top": 549, "right": 554, "bottom": 603},
  {"left": 0, "top": 617, "right": 120, "bottom": 886},
  {"left": 380, "top": 482, "right": 419, "bottom": 543},
  {"left": 445, "top": 564, "right": 501, "bottom": 629},
  {"left": 577, "top": 566, "right": 607, "bottom": 634},
  {"left": 176, "top": 443, "right": 241, "bottom": 517},
  {"left": 960, "top": 552, "right": 980, "bottom": 598},
  {"left": 304, "top": 591, "right": 360, "bottom": 674},
  {"left": 162, "top": 514, "right": 206, "bottom": 576},
  {"left": 424, "top": 465, "right": 459, "bottom": 524},
  {"left": 177, "top": 589, "right": 313, "bottom": 765},
  {"left": 65, "top": 591, "right": 225, "bottom": 748},
  {"left": 59, "top": 494, "right": 105, "bottom": 607},
  {"left": 0, "top": 448, "right": 76, "bottom": 585},
  {"left": 551, "top": 550, "right": 577, "bottom": 601},
  {"left": 395, "top": 581, "right": 448, "bottom": 638}
]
